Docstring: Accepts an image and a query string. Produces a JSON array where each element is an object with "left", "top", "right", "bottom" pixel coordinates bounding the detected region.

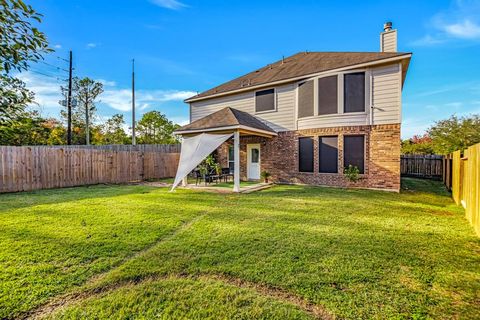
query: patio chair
[
  {"left": 209, "top": 169, "right": 222, "bottom": 184},
  {"left": 222, "top": 168, "right": 234, "bottom": 183},
  {"left": 194, "top": 170, "right": 206, "bottom": 186}
]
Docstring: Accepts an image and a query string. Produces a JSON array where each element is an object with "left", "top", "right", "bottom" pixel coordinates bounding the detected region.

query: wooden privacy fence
[
  {"left": 400, "top": 154, "right": 443, "bottom": 179},
  {"left": 0, "top": 145, "right": 180, "bottom": 193},
  {"left": 445, "top": 143, "right": 480, "bottom": 236}
]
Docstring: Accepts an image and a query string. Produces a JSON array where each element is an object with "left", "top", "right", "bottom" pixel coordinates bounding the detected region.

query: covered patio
[{"left": 171, "top": 107, "right": 277, "bottom": 192}]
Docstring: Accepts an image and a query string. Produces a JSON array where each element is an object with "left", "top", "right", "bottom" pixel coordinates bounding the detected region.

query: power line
[
  {"left": 29, "top": 69, "right": 66, "bottom": 81},
  {"left": 39, "top": 61, "right": 69, "bottom": 73},
  {"left": 56, "top": 56, "right": 69, "bottom": 63}
]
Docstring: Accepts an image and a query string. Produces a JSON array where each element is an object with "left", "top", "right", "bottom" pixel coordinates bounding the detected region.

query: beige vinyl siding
[
  {"left": 371, "top": 63, "right": 401, "bottom": 124},
  {"left": 297, "top": 113, "right": 368, "bottom": 130},
  {"left": 190, "top": 83, "right": 296, "bottom": 132},
  {"left": 189, "top": 62, "right": 402, "bottom": 132},
  {"left": 380, "top": 30, "right": 397, "bottom": 52}
]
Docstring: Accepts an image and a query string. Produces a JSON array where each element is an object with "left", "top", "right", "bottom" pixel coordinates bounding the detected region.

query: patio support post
[{"left": 233, "top": 130, "right": 240, "bottom": 192}]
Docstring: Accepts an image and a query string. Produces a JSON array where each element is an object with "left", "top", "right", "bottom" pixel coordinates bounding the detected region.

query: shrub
[
  {"left": 344, "top": 165, "right": 360, "bottom": 182},
  {"left": 260, "top": 170, "right": 271, "bottom": 183}
]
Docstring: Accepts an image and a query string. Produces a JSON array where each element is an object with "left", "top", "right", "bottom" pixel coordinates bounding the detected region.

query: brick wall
[{"left": 216, "top": 123, "right": 401, "bottom": 191}]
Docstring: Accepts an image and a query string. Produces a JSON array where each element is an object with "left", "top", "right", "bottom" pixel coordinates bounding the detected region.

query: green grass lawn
[{"left": 0, "top": 178, "right": 479, "bottom": 319}]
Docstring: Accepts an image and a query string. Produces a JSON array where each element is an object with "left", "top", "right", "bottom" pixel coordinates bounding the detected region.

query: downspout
[{"left": 369, "top": 71, "right": 374, "bottom": 126}]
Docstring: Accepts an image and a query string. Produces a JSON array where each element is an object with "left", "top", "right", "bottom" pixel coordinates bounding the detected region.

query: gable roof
[
  {"left": 185, "top": 51, "right": 411, "bottom": 103},
  {"left": 174, "top": 107, "right": 276, "bottom": 136}
]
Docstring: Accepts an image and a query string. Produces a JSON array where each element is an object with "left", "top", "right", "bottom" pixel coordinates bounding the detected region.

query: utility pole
[
  {"left": 67, "top": 50, "right": 73, "bottom": 145},
  {"left": 85, "top": 89, "right": 90, "bottom": 145},
  {"left": 131, "top": 59, "right": 136, "bottom": 145}
]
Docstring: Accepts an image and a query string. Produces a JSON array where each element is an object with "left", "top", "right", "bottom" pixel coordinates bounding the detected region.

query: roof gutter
[
  {"left": 174, "top": 124, "right": 278, "bottom": 137},
  {"left": 185, "top": 53, "right": 412, "bottom": 103}
]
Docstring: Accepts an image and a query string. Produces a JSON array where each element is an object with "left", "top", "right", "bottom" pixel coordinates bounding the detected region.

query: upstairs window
[
  {"left": 319, "top": 136, "right": 338, "bottom": 173},
  {"left": 299, "top": 137, "right": 314, "bottom": 173},
  {"left": 318, "top": 75, "right": 338, "bottom": 115},
  {"left": 344, "top": 72, "right": 365, "bottom": 113},
  {"left": 297, "top": 80, "right": 314, "bottom": 118},
  {"left": 255, "top": 88, "right": 275, "bottom": 112},
  {"left": 343, "top": 135, "right": 365, "bottom": 174}
]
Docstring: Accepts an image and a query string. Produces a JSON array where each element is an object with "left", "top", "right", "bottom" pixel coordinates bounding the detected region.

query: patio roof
[{"left": 174, "top": 107, "right": 277, "bottom": 137}]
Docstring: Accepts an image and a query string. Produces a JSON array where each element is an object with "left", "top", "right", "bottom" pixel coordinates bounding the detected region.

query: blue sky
[{"left": 20, "top": 0, "right": 480, "bottom": 138}]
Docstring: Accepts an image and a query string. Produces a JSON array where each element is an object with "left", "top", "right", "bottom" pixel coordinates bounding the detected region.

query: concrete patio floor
[{"left": 180, "top": 181, "right": 273, "bottom": 193}]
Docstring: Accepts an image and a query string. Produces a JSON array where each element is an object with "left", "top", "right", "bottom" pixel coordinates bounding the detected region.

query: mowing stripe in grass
[
  {"left": 20, "top": 212, "right": 208, "bottom": 320},
  {"left": 23, "top": 273, "right": 332, "bottom": 320},
  {"left": 21, "top": 211, "right": 332, "bottom": 320},
  {"left": 86, "top": 211, "right": 208, "bottom": 286}
]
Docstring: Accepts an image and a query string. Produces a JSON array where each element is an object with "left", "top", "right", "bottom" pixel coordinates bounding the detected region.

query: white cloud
[
  {"left": 442, "top": 19, "right": 480, "bottom": 39},
  {"left": 161, "top": 91, "right": 196, "bottom": 101},
  {"left": 54, "top": 44, "right": 62, "bottom": 49},
  {"left": 100, "top": 88, "right": 196, "bottom": 112},
  {"left": 96, "top": 79, "right": 116, "bottom": 87},
  {"left": 402, "top": 117, "right": 431, "bottom": 139},
  {"left": 170, "top": 116, "right": 189, "bottom": 126},
  {"left": 411, "top": 1, "right": 480, "bottom": 46},
  {"left": 412, "top": 81, "right": 480, "bottom": 97},
  {"left": 149, "top": 0, "right": 187, "bottom": 10},
  {"left": 140, "top": 103, "right": 151, "bottom": 111},
  {"left": 86, "top": 43, "right": 97, "bottom": 48},
  {"left": 16, "top": 71, "right": 64, "bottom": 113},
  {"left": 15, "top": 71, "right": 194, "bottom": 125},
  {"left": 409, "top": 35, "right": 446, "bottom": 46}
]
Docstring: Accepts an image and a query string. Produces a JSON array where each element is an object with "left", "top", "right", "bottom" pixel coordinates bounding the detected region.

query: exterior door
[{"left": 247, "top": 144, "right": 261, "bottom": 180}]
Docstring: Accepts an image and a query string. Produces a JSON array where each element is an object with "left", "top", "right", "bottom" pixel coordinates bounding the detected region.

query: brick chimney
[{"left": 380, "top": 21, "right": 397, "bottom": 52}]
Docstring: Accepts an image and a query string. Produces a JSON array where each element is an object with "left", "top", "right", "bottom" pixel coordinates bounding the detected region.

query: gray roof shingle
[
  {"left": 186, "top": 51, "right": 411, "bottom": 102},
  {"left": 176, "top": 107, "right": 276, "bottom": 134}
]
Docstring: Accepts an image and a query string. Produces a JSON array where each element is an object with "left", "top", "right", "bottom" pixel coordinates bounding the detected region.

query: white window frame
[{"left": 254, "top": 87, "right": 277, "bottom": 114}]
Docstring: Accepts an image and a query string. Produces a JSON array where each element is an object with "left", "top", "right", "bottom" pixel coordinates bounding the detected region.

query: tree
[
  {"left": 0, "top": 76, "right": 34, "bottom": 123},
  {"left": 45, "top": 119, "right": 66, "bottom": 145},
  {"left": 428, "top": 115, "right": 480, "bottom": 155},
  {"left": 72, "top": 77, "right": 104, "bottom": 145},
  {"left": 401, "top": 134, "right": 435, "bottom": 155},
  {"left": 103, "top": 114, "right": 129, "bottom": 144},
  {"left": 0, "top": 110, "right": 63, "bottom": 145},
  {"left": 0, "top": 0, "right": 51, "bottom": 123},
  {"left": 136, "top": 111, "right": 180, "bottom": 144}
]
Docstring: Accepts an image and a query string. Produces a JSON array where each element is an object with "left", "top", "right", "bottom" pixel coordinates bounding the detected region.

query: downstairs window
[
  {"left": 299, "top": 137, "right": 314, "bottom": 172},
  {"left": 343, "top": 135, "right": 365, "bottom": 174},
  {"left": 319, "top": 136, "right": 338, "bottom": 173}
]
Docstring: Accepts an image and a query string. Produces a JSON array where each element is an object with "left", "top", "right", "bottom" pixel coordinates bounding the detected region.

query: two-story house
[{"left": 173, "top": 22, "right": 411, "bottom": 192}]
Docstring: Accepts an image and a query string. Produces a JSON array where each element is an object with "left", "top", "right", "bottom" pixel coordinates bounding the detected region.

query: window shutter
[
  {"left": 343, "top": 135, "right": 365, "bottom": 174},
  {"left": 299, "top": 137, "right": 314, "bottom": 172},
  {"left": 318, "top": 75, "right": 338, "bottom": 115},
  {"left": 319, "top": 136, "right": 338, "bottom": 173},
  {"left": 298, "top": 80, "right": 314, "bottom": 118},
  {"left": 344, "top": 72, "right": 365, "bottom": 113},
  {"left": 255, "top": 89, "right": 275, "bottom": 112}
]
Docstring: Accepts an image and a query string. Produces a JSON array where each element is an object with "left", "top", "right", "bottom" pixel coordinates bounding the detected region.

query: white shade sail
[{"left": 171, "top": 132, "right": 233, "bottom": 191}]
